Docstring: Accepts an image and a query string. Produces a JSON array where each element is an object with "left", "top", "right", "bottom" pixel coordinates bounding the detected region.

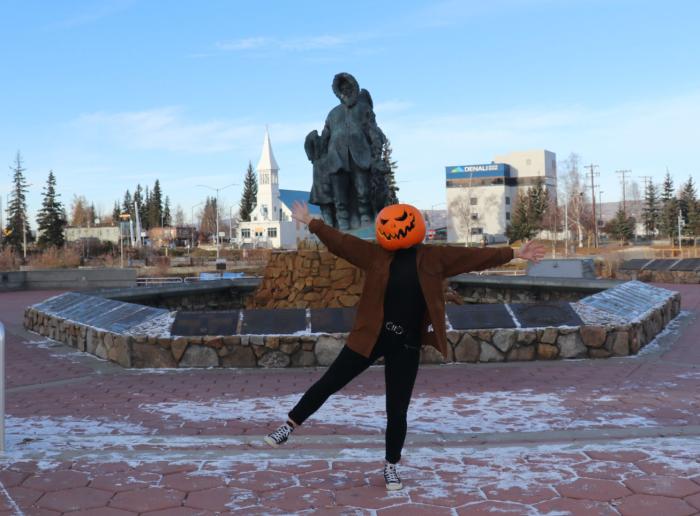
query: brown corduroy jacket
[{"left": 308, "top": 219, "right": 514, "bottom": 359}]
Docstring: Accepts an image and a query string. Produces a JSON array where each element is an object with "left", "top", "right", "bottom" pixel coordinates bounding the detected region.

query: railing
[
  {"left": 477, "top": 269, "right": 526, "bottom": 276},
  {"left": 136, "top": 277, "right": 184, "bottom": 287},
  {"left": 0, "top": 323, "right": 4, "bottom": 452}
]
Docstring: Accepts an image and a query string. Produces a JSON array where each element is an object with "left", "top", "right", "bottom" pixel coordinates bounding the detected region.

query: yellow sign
[{"left": 2, "top": 228, "right": 12, "bottom": 237}]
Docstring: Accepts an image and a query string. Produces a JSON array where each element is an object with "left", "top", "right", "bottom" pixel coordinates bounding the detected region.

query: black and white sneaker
[
  {"left": 383, "top": 462, "right": 403, "bottom": 490},
  {"left": 264, "top": 423, "right": 294, "bottom": 447}
]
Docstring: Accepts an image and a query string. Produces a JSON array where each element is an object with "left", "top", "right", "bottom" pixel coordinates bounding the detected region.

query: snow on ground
[{"left": 140, "top": 389, "right": 658, "bottom": 434}]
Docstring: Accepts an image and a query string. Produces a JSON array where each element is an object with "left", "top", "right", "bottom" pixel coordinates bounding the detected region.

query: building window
[
  {"left": 241, "top": 228, "right": 250, "bottom": 238},
  {"left": 470, "top": 213, "right": 479, "bottom": 221},
  {"left": 470, "top": 197, "right": 478, "bottom": 206},
  {"left": 255, "top": 230, "right": 263, "bottom": 237},
  {"left": 506, "top": 212, "right": 511, "bottom": 220},
  {"left": 267, "top": 227, "right": 277, "bottom": 238},
  {"left": 505, "top": 196, "right": 511, "bottom": 205},
  {"left": 470, "top": 227, "right": 483, "bottom": 235}
]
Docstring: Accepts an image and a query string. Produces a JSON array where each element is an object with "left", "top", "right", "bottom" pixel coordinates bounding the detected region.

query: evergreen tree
[
  {"left": 149, "top": 180, "right": 163, "bottom": 227},
  {"left": 506, "top": 191, "right": 534, "bottom": 242},
  {"left": 642, "top": 181, "right": 660, "bottom": 237},
  {"left": 679, "top": 176, "right": 697, "bottom": 224},
  {"left": 36, "top": 170, "right": 66, "bottom": 247},
  {"left": 659, "top": 170, "right": 678, "bottom": 240},
  {"left": 604, "top": 207, "right": 635, "bottom": 243},
  {"left": 679, "top": 176, "right": 699, "bottom": 240},
  {"left": 4, "top": 152, "right": 32, "bottom": 251},
  {"left": 163, "top": 196, "right": 171, "bottom": 226},
  {"left": 133, "top": 184, "right": 145, "bottom": 229},
  {"left": 382, "top": 139, "right": 399, "bottom": 205},
  {"left": 239, "top": 161, "right": 257, "bottom": 222},
  {"left": 122, "top": 190, "right": 133, "bottom": 219},
  {"left": 112, "top": 201, "right": 121, "bottom": 226},
  {"left": 527, "top": 179, "right": 548, "bottom": 228}
]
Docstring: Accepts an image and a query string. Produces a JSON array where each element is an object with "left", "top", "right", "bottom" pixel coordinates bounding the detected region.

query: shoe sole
[
  {"left": 263, "top": 436, "right": 282, "bottom": 447},
  {"left": 386, "top": 482, "right": 403, "bottom": 491}
]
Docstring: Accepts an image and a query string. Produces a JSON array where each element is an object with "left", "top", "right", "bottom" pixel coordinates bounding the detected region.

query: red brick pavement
[{"left": 0, "top": 285, "right": 698, "bottom": 514}]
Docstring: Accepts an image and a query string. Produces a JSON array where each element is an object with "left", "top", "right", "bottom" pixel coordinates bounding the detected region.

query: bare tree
[
  {"left": 174, "top": 204, "right": 186, "bottom": 226},
  {"left": 448, "top": 196, "right": 474, "bottom": 244}
]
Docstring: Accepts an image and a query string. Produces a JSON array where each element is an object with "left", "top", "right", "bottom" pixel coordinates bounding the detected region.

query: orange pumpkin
[{"left": 375, "top": 203, "right": 426, "bottom": 251}]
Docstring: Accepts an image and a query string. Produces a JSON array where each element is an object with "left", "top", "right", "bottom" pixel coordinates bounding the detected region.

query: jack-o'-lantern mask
[{"left": 375, "top": 204, "right": 426, "bottom": 251}]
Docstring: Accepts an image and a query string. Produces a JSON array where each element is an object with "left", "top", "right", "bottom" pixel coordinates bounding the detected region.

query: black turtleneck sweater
[{"left": 382, "top": 246, "right": 427, "bottom": 332}]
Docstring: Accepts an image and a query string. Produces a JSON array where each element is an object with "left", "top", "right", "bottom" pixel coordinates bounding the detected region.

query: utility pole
[
  {"left": 640, "top": 175, "right": 653, "bottom": 238},
  {"left": 585, "top": 164, "right": 599, "bottom": 247},
  {"left": 616, "top": 169, "right": 631, "bottom": 215}
]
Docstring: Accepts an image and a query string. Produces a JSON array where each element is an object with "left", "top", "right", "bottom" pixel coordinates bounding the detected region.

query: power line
[
  {"left": 616, "top": 169, "right": 631, "bottom": 214},
  {"left": 584, "top": 164, "right": 599, "bottom": 247}
]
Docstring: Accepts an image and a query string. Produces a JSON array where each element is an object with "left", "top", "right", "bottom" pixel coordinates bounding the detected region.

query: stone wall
[
  {"left": 24, "top": 292, "right": 680, "bottom": 368},
  {"left": 247, "top": 250, "right": 365, "bottom": 309},
  {"left": 615, "top": 269, "right": 699, "bottom": 284}
]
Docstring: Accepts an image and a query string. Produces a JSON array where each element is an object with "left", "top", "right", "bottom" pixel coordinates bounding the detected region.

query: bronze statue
[{"left": 306, "top": 73, "right": 390, "bottom": 230}]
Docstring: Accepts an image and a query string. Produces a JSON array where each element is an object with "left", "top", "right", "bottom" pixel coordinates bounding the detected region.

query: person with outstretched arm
[{"left": 264, "top": 201, "right": 545, "bottom": 490}]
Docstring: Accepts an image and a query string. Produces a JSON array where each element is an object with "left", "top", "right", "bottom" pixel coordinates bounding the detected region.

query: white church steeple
[{"left": 255, "top": 128, "right": 280, "bottom": 221}]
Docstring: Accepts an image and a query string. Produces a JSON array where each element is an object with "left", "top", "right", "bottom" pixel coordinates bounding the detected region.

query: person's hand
[
  {"left": 291, "top": 201, "right": 312, "bottom": 225},
  {"left": 515, "top": 240, "right": 546, "bottom": 263}
]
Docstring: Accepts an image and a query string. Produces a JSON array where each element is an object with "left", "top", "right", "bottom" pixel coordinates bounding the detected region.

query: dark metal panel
[
  {"left": 510, "top": 302, "right": 583, "bottom": 328},
  {"left": 240, "top": 308, "right": 307, "bottom": 335},
  {"left": 310, "top": 307, "right": 357, "bottom": 333},
  {"left": 445, "top": 304, "right": 516, "bottom": 330},
  {"left": 171, "top": 311, "right": 239, "bottom": 336}
]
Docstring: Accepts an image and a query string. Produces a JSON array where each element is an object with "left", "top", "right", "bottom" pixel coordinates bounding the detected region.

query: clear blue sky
[{"left": 1, "top": 0, "right": 699, "bottom": 223}]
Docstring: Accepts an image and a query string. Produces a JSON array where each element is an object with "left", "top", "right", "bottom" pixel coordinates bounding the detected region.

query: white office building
[
  {"left": 446, "top": 149, "right": 557, "bottom": 244},
  {"left": 236, "top": 130, "right": 321, "bottom": 249}
]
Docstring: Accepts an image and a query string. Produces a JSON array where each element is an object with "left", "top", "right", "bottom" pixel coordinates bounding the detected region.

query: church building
[{"left": 236, "top": 130, "right": 321, "bottom": 248}]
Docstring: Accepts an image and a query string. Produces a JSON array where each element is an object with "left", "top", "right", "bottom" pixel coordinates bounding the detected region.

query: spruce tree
[
  {"left": 659, "top": 170, "right": 678, "bottom": 240},
  {"left": 239, "top": 162, "right": 257, "bottom": 222},
  {"left": 36, "top": 170, "right": 66, "bottom": 248},
  {"left": 527, "top": 179, "right": 548, "bottom": 228},
  {"left": 163, "top": 196, "right": 171, "bottom": 226},
  {"left": 679, "top": 176, "right": 697, "bottom": 224},
  {"left": 149, "top": 180, "right": 163, "bottom": 227},
  {"left": 642, "top": 181, "right": 660, "bottom": 237},
  {"left": 506, "top": 192, "right": 534, "bottom": 242},
  {"left": 133, "top": 184, "right": 145, "bottom": 229},
  {"left": 4, "top": 152, "right": 31, "bottom": 251},
  {"left": 122, "top": 190, "right": 133, "bottom": 219},
  {"left": 604, "top": 207, "right": 635, "bottom": 243},
  {"left": 382, "top": 139, "right": 399, "bottom": 205},
  {"left": 679, "top": 176, "right": 699, "bottom": 240},
  {"left": 112, "top": 201, "right": 121, "bottom": 225}
]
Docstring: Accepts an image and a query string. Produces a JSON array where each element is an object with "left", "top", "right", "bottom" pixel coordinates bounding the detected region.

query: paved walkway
[{"left": 0, "top": 285, "right": 698, "bottom": 515}]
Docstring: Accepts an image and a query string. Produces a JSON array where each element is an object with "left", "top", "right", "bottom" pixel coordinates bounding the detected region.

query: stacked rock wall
[
  {"left": 247, "top": 250, "right": 365, "bottom": 309},
  {"left": 24, "top": 290, "right": 680, "bottom": 369}
]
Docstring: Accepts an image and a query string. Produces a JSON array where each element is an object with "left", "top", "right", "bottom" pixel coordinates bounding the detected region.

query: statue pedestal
[{"left": 248, "top": 249, "right": 365, "bottom": 309}]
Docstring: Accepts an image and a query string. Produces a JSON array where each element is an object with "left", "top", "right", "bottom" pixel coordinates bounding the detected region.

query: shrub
[
  {"left": 29, "top": 246, "right": 82, "bottom": 269},
  {"left": 0, "top": 247, "right": 20, "bottom": 270}
]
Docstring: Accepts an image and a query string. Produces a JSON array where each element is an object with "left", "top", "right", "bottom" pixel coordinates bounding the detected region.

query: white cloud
[
  {"left": 74, "top": 107, "right": 260, "bottom": 153},
  {"left": 215, "top": 33, "right": 368, "bottom": 53},
  {"left": 216, "top": 37, "right": 270, "bottom": 51},
  {"left": 378, "top": 89, "right": 700, "bottom": 205}
]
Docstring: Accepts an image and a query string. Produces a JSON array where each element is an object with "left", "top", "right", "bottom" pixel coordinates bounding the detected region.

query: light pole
[
  {"left": 22, "top": 183, "right": 33, "bottom": 259},
  {"left": 190, "top": 201, "right": 204, "bottom": 253},
  {"left": 196, "top": 183, "right": 238, "bottom": 260}
]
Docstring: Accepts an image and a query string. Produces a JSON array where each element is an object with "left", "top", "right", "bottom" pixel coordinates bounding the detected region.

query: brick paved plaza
[{"left": 0, "top": 284, "right": 699, "bottom": 515}]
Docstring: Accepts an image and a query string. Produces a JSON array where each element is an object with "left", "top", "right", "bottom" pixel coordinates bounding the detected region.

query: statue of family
[{"left": 305, "top": 73, "right": 392, "bottom": 230}]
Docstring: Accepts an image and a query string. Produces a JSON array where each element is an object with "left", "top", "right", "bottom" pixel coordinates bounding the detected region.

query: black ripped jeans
[{"left": 288, "top": 326, "right": 421, "bottom": 464}]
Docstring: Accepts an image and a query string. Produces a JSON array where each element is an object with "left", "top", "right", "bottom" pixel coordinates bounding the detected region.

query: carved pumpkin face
[{"left": 375, "top": 204, "right": 426, "bottom": 251}]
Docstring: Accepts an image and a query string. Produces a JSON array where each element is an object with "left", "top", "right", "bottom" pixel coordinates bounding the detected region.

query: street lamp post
[
  {"left": 190, "top": 201, "right": 204, "bottom": 253},
  {"left": 196, "top": 183, "right": 238, "bottom": 260},
  {"left": 22, "top": 183, "right": 33, "bottom": 259}
]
